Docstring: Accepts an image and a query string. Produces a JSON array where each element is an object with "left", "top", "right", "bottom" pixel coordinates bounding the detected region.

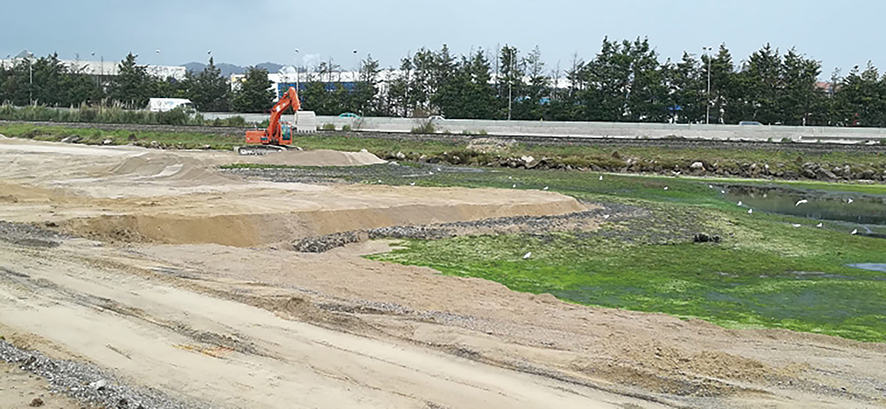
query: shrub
[
  {"left": 322, "top": 123, "right": 336, "bottom": 130},
  {"left": 341, "top": 124, "right": 352, "bottom": 132},
  {"left": 411, "top": 120, "right": 435, "bottom": 134}
]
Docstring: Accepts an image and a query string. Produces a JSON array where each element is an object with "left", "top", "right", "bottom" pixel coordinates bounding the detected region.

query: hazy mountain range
[{"left": 183, "top": 62, "right": 286, "bottom": 77}]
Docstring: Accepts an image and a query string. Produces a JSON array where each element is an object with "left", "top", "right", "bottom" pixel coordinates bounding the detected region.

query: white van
[{"left": 148, "top": 98, "right": 196, "bottom": 113}]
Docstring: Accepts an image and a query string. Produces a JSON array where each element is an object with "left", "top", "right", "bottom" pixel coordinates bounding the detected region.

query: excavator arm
[
  {"left": 266, "top": 87, "right": 301, "bottom": 145},
  {"left": 244, "top": 87, "right": 301, "bottom": 149}
]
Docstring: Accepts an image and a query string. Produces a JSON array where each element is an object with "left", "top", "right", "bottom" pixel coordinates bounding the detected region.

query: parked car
[
  {"left": 428, "top": 115, "right": 445, "bottom": 121},
  {"left": 339, "top": 112, "right": 361, "bottom": 119},
  {"left": 739, "top": 121, "right": 763, "bottom": 126}
]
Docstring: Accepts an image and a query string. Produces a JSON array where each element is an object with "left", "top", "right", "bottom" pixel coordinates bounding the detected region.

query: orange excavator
[{"left": 238, "top": 86, "right": 301, "bottom": 155}]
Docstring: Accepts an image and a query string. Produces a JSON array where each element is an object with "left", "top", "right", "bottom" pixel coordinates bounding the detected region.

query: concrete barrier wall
[{"left": 201, "top": 112, "right": 886, "bottom": 144}]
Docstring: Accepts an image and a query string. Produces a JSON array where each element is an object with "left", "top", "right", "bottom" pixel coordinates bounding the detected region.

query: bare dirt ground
[
  {"left": 1, "top": 136, "right": 885, "bottom": 408},
  {"left": 0, "top": 361, "right": 82, "bottom": 409}
]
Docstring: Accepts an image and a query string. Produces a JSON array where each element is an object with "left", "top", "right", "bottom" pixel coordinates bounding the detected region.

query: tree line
[
  {"left": 0, "top": 53, "right": 240, "bottom": 112},
  {"left": 3, "top": 39, "right": 886, "bottom": 127}
]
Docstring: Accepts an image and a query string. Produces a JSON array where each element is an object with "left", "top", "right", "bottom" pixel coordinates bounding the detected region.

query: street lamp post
[
  {"left": 702, "top": 46, "right": 712, "bottom": 125},
  {"left": 294, "top": 49, "right": 300, "bottom": 92},
  {"left": 506, "top": 46, "right": 513, "bottom": 121},
  {"left": 27, "top": 52, "right": 33, "bottom": 105}
]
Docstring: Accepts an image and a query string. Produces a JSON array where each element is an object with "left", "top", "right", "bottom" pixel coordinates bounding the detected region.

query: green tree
[
  {"left": 705, "top": 45, "right": 737, "bottom": 124},
  {"left": 109, "top": 53, "right": 154, "bottom": 108},
  {"left": 738, "top": 44, "right": 783, "bottom": 124},
  {"left": 186, "top": 57, "right": 230, "bottom": 111},
  {"left": 352, "top": 54, "right": 381, "bottom": 115},
  {"left": 497, "top": 45, "right": 524, "bottom": 119},
  {"left": 666, "top": 52, "right": 706, "bottom": 123},
  {"left": 779, "top": 48, "right": 825, "bottom": 125},
  {"left": 60, "top": 63, "right": 104, "bottom": 106},
  {"left": 435, "top": 50, "right": 496, "bottom": 119},
  {"left": 1, "top": 58, "right": 32, "bottom": 105},
  {"left": 834, "top": 63, "right": 886, "bottom": 127},
  {"left": 230, "top": 67, "right": 274, "bottom": 113}
]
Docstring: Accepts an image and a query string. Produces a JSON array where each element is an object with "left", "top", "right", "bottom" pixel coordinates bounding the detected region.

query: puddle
[
  {"left": 848, "top": 263, "right": 886, "bottom": 273},
  {"left": 720, "top": 184, "right": 886, "bottom": 232}
]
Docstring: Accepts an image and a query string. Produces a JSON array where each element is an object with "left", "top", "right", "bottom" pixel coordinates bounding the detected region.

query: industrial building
[{"left": 0, "top": 50, "right": 187, "bottom": 81}]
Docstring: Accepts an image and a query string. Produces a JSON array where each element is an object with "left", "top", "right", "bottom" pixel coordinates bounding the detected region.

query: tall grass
[{"left": 0, "top": 103, "right": 248, "bottom": 127}]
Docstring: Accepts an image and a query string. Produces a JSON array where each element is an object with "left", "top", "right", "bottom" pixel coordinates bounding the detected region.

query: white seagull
[
  {"left": 523, "top": 252, "right": 532, "bottom": 259},
  {"left": 816, "top": 223, "right": 823, "bottom": 228},
  {"left": 748, "top": 209, "right": 753, "bottom": 214},
  {"left": 543, "top": 186, "right": 549, "bottom": 190},
  {"left": 409, "top": 182, "right": 416, "bottom": 186},
  {"left": 709, "top": 185, "right": 714, "bottom": 189},
  {"left": 792, "top": 224, "right": 802, "bottom": 228},
  {"left": 512, "top": 184, "right": 517, "bottom": 188},
  {"left": 737, "top": 201, "right": 743, "bottom": 207},
  {"left": 848, "top": 198, "right": 854, "bottom": 204},
  {"left": 851, "top": 229, "right": 858, "bottom": 235},
  {"left": 664, "top": 186, "right": 669, "bottom": 190},
  {"left": 795, "top": 199, "right": 808, "bottom": 206},
  {"left": 599, "top": 175, "right": 603, "bottom": 181}
]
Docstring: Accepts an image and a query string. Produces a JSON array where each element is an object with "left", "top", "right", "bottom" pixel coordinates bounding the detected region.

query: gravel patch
[
  {"left": 222, "top": 161, "right": 481, "bottom": 185},
  {"left": 0, "top": 340, "right": 212, "bottom": 409},
  {"left": 291, "top": 202, "right": 669, "bottom": 253},
  {"left": 0, "top": 221, "right": 69, "bottom": 248}
]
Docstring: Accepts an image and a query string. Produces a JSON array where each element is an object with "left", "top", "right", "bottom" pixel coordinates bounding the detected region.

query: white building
[{"left": 0, "top": 56, "right": 187, "bottom": 81}]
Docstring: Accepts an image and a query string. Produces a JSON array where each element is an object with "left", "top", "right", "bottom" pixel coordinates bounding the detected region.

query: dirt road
[{"left": 1, "top": 136, "right": 885, "bottom": 408}]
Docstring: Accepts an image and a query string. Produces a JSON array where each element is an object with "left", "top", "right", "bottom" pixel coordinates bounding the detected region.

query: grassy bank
[
  {"left": 3, "top": 123, "right": 886, "bottom": 175},
  {"left": 354, "top": 168, "right": 886, "bottom": 342},
  {"left": 0, "top": 123, "right": 460, "bottom": 153}
]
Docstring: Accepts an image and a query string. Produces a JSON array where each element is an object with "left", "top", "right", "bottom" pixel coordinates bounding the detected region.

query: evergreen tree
[
  {"left": 230, "top": 67, "right": 274, "bottom": 113},
  {"left": 834, "top": 63, "right": 886, "bottom": 127},
  {"left": 187, "top": 57, "right": 230, "bottom": 112},
  {"left": 666, "top": 52, "right": 706, "bottom": 123},
  {"left": 110, "top": 53, "right": 154, "bottom": 108}
]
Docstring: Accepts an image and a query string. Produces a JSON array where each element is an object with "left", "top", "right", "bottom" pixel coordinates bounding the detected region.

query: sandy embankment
[{"left": 0, "top": 136, "right": 584, "bottom": 246}]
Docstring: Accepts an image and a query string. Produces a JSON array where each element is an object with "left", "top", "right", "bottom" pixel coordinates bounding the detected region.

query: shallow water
[
  {"left": 849, "top": 263, "right": 886, "bottom": 273},
  {"left": 721, "top": 184, "right": 886, "bottom": 227}
]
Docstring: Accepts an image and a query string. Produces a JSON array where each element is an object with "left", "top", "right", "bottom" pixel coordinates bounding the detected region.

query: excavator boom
[{"left": 243, "top": 87, "right": 301, "bottom": 153}]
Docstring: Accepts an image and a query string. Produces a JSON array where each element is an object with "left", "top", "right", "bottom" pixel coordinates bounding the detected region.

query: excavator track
[{"left": 236, "top": 145, "right": 287, "bottom": 156}]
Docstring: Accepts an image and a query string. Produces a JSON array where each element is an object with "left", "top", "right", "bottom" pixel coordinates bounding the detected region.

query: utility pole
[
  {"left": 703, "top": 46, "right": 712, "bottom": 125},
  {"left": 507, "top": 45, "right": 513, "bottom": 121}
]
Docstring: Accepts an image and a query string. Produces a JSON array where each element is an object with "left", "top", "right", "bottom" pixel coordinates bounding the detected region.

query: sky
[{"left": 2, "top": 0, "right": 883, "bottom": 79}]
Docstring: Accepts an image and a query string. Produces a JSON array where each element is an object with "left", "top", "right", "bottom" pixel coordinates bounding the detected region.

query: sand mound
[
  {"left": 57, "top": 195, "right": 585, "bottom": 247},
  {"left": 245, "top": 149, "right": 386, "bottom": 167},
  {"left": 108, "top": 152, "right": 238, "bottom": 186}
]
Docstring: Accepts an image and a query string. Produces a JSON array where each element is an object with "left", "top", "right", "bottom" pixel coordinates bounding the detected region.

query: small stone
[
  {"left": 90, "top": 379, "right": 108, "bottom": 390},
  {"left": 29, "top": 397, "right": 44, "bottom": 407}
]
